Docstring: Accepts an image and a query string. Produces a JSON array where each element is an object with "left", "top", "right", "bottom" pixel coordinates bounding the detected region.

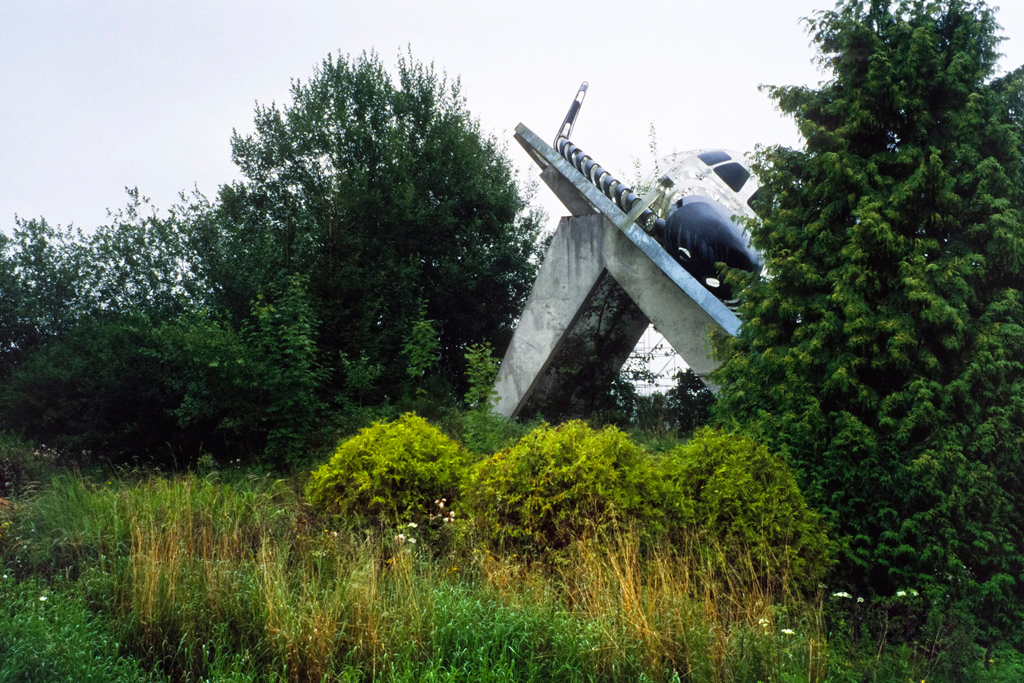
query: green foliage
[
  {"left": 80, "top": 188, "right": 208, "bottom": 318},
  {"left": 339, "top": 351, "right": 384, "bottom": 407},
  {"left": 193, "top": 49, "right": 544, "bottom": 402},
  {"left": 1, "top": 474, "right": 297, "bottom": 680},
  {"left": 0, "top": 192, "right": 232, "bottom": 465},
  {"left": 713, "top": 0, "right": 1024, "bottom": 643},
  {"left": 465, "top": 421, "right": 662, "bottom": 551},
  {"left": 0, "top": 434, "right": 57, "bottom": 499},
  {"left": 399, "top": 583, "right": 610, "bottom": 682},
  {"left": 403, "top": 302, "right": 441, "bottom": 395},
  {"left": 460, "top": 409, "right": 529, "bottom": 458},
  {"left": 0, "top": 577, "right": 166, "bottom": 683},
  {"left": 464, "top": 342, "right": 499, "bottom": 410},
  {"left": 0, "top": 274, "right": 326, "bottom": 468},
  {"left": 3, "top": 466, "right": 1010, "bottom": 682},
  {"left": 624, "top": 370, "right": 717, "bottom": 442},
  {"left": 660, "top": 428, "right": 831, "bottom": 586},
  {"left": 151, "top": 309, "right": 265, "bottom": 458},
  {"left": 822, "top": 592, "right": 1024, "bottom": 682},
  {"left": 0, "top": 52, "right": 541, "bottom": 469},
  {"left": 244, "top": 273, "right": 326, "bottom": 466},
  {"left": 986, "top": 646, "right": 1024, "bottom": 683},
  {"left": 460, "top": 342, "right": 526, "bottom": 455},
  {"left": 5, "top": 189, "right": 203, "bottom": 348},
  {"left": 0, "top": 234, "right": 40, "bottom": 380},
  {"left": 664, "top": 369, "right": 715, "bottom": 432},
  {"left": 6, "top": 217, "right": 90, "bottom": 343},
  {"left": 0, "top": 315, "right": 185, "bottom": 463},
  {"left": 149, "top": 274, "right": 326, "bottom": 466},
  {"left": 306, "top": 413, "right": 467, "bottom": 524},
  {"left": 465, "top": 421, "right": 829, "bottom": 579}
]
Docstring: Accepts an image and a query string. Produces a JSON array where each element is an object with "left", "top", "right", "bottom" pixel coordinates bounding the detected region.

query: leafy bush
[
  {"left": 0, "top": 433, "right": 58, "bottom": 498},
  {"left": 658, "top": 428, "right": 830, "bottom": 586},
  {"left": 465, "top": 421, "right": 664, "bottom": 551},
  {"left": 710, "top": 0, "right": 1024, "bottom": 644},
  {"left": 463, "top": 422, "right": 829, "bottom": 581},
  {"left": 0, "top": 316, "right": 184, "bottom": 465},
  {"left": 306, "top": 413, "right": 468, "bottom": 524},
  {"left": 664, "top": 369, "right": 715, "bottom": 432}
]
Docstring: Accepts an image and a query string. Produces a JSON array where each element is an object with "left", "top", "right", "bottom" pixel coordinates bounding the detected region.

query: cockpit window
[
  {"left": 746, "top": 188, "right": 762, "bottom": 213},
  {"left": 713, "top": 162, "right": 750, "bottom": 193},
  {"left": 697, "top": 150, "right": 731, "bottom": 165}
]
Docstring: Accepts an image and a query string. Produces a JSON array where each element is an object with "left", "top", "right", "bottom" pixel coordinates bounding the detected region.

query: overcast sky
[{"left": 3, "top": 0, "right": 1023, "bottom": 238}]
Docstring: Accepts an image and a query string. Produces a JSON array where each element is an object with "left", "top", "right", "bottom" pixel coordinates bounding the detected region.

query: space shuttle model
[{"left": 494, "top": 83, "right": 763, "bottom": 418}]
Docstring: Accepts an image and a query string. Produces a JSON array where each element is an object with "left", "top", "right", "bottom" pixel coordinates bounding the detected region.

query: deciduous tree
[{"left": 191, "top": 50, "right": 544, "bottom": 399}]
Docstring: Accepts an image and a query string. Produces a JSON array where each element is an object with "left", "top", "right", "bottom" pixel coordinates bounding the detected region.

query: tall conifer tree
[{"left": 714, "top": 0, "right": 1024, "bottom": 642}]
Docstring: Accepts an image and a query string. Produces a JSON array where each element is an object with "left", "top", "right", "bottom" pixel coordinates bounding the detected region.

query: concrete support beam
[
  {"left": 523, "top": 274, "right": 650, "bottom": 414},
  {"left": 493, "top": 124, "right": 742, "bottom": 419},
  {"left": 492, "top": 215, "right": 607, "bottom": 419},
  {"left": 600, "top": 217, "right": 727, "bottom": 379}
]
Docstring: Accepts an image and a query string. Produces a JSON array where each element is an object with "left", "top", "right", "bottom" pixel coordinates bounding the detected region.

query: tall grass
[
  {"left": 556, "top": 531, "right": 827, "bottom": 683},
  {"left": 0, "top": 575, "right": 166, "bottom": 683},
  {"left": 2, "top": 473, "right": 831, "bottom": 682}
]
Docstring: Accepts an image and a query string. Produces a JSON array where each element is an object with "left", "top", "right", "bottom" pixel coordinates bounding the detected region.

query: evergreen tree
[{"left": 713, "top": 0, "right": 1024, "bottom": 644}]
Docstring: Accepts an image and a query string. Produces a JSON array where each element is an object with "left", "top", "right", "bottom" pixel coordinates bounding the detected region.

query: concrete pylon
[{"left": 493, "top": 124, "right": 741, "bottom": 419}]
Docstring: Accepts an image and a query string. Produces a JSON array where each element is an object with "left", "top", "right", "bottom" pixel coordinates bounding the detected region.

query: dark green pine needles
[{"left": 713, "top": 0, "right": 1024, "bottom": 645}]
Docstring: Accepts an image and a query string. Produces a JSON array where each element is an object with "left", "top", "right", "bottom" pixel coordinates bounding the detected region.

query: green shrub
[
  {"left": 458, "top": 409, "right": 534, "bottom": 457},
  {"left": 465, "top": 421, "right": 664, "bottom": 551},
  {"left": 306, "top": 413, "right": 467, "bottom": 524},
  {"left": 658, "top": 428, "right": 831, "bottom": 585},
  {"left": 0, "top": 433, "right": 57, "bottom": 498},
  {"left": 459, "top": 342, "right": 528, "bottom": 455}
]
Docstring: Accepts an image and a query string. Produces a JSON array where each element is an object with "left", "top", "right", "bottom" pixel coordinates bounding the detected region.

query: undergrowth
[
  {"left": 1, "top": 472, "right": 839, "bottom": 682},
  {"left": 1, "top": 433, "right": 1020, "bottom": 682},
  {"left": 0, "top": 574, "right": 166, "bottom": 683}
]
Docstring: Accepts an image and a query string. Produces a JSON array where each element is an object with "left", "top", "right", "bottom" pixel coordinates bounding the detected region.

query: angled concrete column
[
  {"left": 523, "top": 274, "right": 650, "bottom": 416},
  {"left": 492, "top": 215, "right": 607, "bottom": 419},
  {"left": 600, "top": 216, "right": 726, "bottom": 378}
]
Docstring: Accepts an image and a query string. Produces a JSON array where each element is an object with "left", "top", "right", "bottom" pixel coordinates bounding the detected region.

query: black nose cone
[{"left": 663, "top": 195, "right": 761, "bottom": 301}]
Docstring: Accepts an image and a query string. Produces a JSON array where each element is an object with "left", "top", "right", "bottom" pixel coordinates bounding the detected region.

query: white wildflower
[
  {"left": 39, "top": 595, "right": 47, "bottom": 602},
  {"left": 896, "top": 590, "right": 907, "bottom": 597},
  {"left": 781, "top": 628, "right": 795, "bottom": 635},
  {"left": 857, "top": 597, "right": 864, "bottom": 603},
  {"left": 407, "top": 522, "right": 418, "bottom": 528},
  {"left": 408, "top": 537, "right": 417, "bottom": 544},
  {"left": 832, "top": 591, "right": 852, "bottom": 599}
]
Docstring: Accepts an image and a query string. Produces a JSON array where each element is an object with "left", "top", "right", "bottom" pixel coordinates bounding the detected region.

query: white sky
[{"left": 2, "top": 0, "right": 1023, "bottom": 238}]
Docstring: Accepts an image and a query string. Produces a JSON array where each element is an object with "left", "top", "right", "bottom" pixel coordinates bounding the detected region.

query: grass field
[{"left": 2, "top": 460, "right": 1021, "bottom": 681}]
